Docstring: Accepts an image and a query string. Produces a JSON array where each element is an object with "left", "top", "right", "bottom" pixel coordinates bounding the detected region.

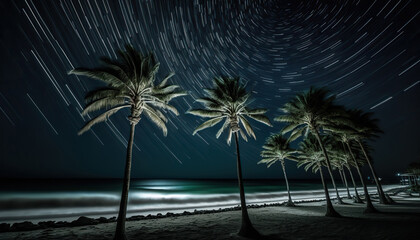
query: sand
[{"left": 1, "top": 187, "right": 419, "bottom": 240}]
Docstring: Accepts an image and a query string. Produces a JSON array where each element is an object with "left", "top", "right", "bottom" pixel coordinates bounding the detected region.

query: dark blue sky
[{"left": 0, "top": 0, "right": 419, "bottom": 179}]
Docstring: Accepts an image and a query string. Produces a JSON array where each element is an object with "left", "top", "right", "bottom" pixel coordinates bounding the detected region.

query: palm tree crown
[
  {"left": 297, "top": 134, "right": 327, "bottom": 173},
  {"left": 69, "top": 45, "right": 186, "bottom": 134},
  {"left": 259, "top": 133, "right": 296, "bottom": 167},
  {"left": 275, "top": 87, "right": 345, "bottom": 141},
  {"left": 347, "top": 109, "right": 383, "bottom": 141},
  {"left": 188, "top": 76, "right": 272, "bottom": 144}
]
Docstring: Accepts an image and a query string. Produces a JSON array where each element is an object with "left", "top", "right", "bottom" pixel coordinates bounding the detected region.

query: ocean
[{"left": 0, "top": 178, "right": 380, "bottom": 223}]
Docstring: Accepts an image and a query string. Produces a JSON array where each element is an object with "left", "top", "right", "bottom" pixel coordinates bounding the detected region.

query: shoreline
[
  {"left": 0, "top": 185, "right": 408, "bottom": 233},
  {"left": 0, "top": 183, "right": 397, "bottom": 224},
  {"left": 1, "top": 186, "right": 419, "bottom": 239}
]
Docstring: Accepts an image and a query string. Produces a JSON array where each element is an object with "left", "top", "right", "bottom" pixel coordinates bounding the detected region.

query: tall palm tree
[
  {"left": 337, "top": 148, "right": 363, "bottom": 203},
  {"left": 347, "top": 109, "right": 389, "bottom": 204},
  {"left": 297, "top": 135, "right": 332, "bottom": 204},
  {"left": 338, "top": 167, "right": 352, "bottom": 199},
  {"left": 330, "top": 151, "right": 352, "bottom": 199},
  {"left": 328, "top": 130, "right": 365, "bottom": 203},
  {"left": 69, "top": 45, "right": 186, "bottom": 240},
  {"left": 187, "top": 76, "right": 272, "bottom": 237},
  {"left": 346, "top": 141, "right": 377, "bottom": 213},
  {"left": 323, "top": 140, "right": 345, "bottom": 205},
  {"left": 328, "top": 121, "right": 376, "bottom": 212},
  {"left": 275, "top": 87, "right": 344, "bottom": 217},
  {"left": 258, "top": 133, "right": 297, "bottom": 206},
  {"left": 297, "top": 134, "right": 344, "bottom": 210}
]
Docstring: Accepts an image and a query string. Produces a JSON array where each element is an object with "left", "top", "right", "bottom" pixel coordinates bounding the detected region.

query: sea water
[{"left": 0, "top": 179, "right": 379, "bottom": 223}]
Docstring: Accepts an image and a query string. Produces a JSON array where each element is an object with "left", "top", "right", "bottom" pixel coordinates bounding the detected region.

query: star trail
[{"left": 0, "top": 0, "right": 419, "bottom": 179}]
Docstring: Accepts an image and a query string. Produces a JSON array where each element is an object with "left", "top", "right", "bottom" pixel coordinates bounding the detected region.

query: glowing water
[{"left": 0, "top": 179, "right": 379, "bottom": 223}]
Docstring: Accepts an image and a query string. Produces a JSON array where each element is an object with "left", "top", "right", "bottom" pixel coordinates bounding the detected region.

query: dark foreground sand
[{"left": 1, "top": 190, "right": 419, "bottom": 240}]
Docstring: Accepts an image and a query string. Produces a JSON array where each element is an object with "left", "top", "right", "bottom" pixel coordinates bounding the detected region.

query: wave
[
  {"left": 0, "top": 188, "right": 337, "bottom": 223},
  {"left": 0, "top": 179, "right": 382, "bottom": 223},
  {"left": 0, "top": 189, "right": 330, "bottom": 210}
]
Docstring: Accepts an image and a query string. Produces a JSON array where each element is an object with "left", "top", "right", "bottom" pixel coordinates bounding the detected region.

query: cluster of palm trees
[
  {"left": 258, "top": 87, "right": 391, "bottom": 218},
  {"left": 70, "top": 46, "right": 389, "bottom": 239}
]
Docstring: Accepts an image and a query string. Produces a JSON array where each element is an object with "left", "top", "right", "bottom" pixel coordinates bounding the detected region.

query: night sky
[{"left": 0, "top": 0, "right": 419, "bottom": 179}]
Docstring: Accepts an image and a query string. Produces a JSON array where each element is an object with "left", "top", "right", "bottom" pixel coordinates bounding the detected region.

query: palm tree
[
  {"left": 275, "top": 87, "right": 344, "bottom": 217},
  {"left": 337, "top": 148, "right": 363, "bottom": 203},
  {"left": 297, "top": 135, "right": 332, "bottom": 204},
  {"left": 347, "top": 109, "right": 389, "bottom": 204},
  {"left": 329, "top": 144, "right": 352, "bottom": 199},
  {"left": 323, "top": 140, "right": 345, "bottom": 205},
  {"left": 330, "top": 151, "right": 352, "bottom": 199},
  {"left": 338, "top": 167, "right": 352, "bottom": 199},
  {"left": 187, "top": 76, "right": 272, "bottom": 237},
  {"left": 69, "top": 45, "right": 186, "bottom": 240},
  {"left": 258, "top": 133, "right": 297, "bottom": 206},
  {"left": 346, "top": 141, "right": 377, "bottom": 213},
  {"left": 328, "top": 130, "right": 364, "bottom": 203}
]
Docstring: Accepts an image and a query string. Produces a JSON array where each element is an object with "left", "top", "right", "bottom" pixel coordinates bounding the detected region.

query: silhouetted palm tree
[
  {"left": 275, "top": 87, "right": 344, "bottom": 217},
  {"left": 347, "top": 109, "right": 389, "bottom": 204},
  {"left": 188, "top": 76, "right": 272, "bottom": 237},
  {"left": 69, "top": 45, "right": 186, "bottom": 240},
  {"left": 258, "top": 133, "right": 297, "bottom": 206}
]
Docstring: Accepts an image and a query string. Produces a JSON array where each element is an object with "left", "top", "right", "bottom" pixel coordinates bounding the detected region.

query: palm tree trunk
[
  {"left": 280, "top": 159, "right": 294, "bottom": 206},
  {"left": 329, "top": 170, "right": 344, "bottom": 204},
  {"left": 346, "top": 142, "right": 376, "bottom": 213},
  {"left": 340, "top": 169, "right": 352, "bottom": 199},
  {"left": 339, "top": 169, "right": 345, "bottom": 187},
  {"left": 345, "top": 163, "right": 363, "bottom": 203},
  {"left": 114, "top": 124, "right": 136, "bottom": 240},
  {"left": 341, "top": 142, "right": 362, "bottom": 203},
  {"left": 313, "top": 130, "right": 343, "bottom": 205},
  {"left": 318, "top": 163, "right": 340, "bottom": 217},
  {"left": 234, "top": 132, "right": 259, "bottom": 237},
  {"left": 357, "top": 140, "right": 389, "bottom": 204}
]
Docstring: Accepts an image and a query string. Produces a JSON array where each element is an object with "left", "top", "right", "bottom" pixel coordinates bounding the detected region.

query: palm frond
[
  {"left": 187, "top": 109, "right": 223, "bottom": 118},
  {"left": 158, "top": 72, "right": 175, "bottom": 87},
  {"left": 239, "top": 128, "right": 248, "bottom": 142},
  {"left": 78, "top": 105, "right": 130, "bottom": 135},
  {"left": 193, "top": 117, "right": 224, "bottom": 135},
  {"left": 155, "top": 91, "right": 188, "bottom": 102},
  {"left": 144, "top": 106, "right": 168, "bottom": 136},
  {"left": 216, "top": 118, "right": 230, "bottom": 139},
  {"left": 227, "top": 128, "right": 233, "bottom": 145},
  {"left": 69, "top": 68, "right": 128, "bottom": 88},
  {"left": 82, "top": 97, "right": 127, "bottom": 116},
  {"left": 246, "top": 108, "right": 267, "bottom": 115},
  {"left": 246, "top": 114, "right": 272, "bottom": 126},
  {"left": 274, "top": 115, "right": 296, "bottom": 123},
  {"left": 239, "top": 116, "right": 256, "bottom": 139},
  {"left": 84, "top": 87, "right": 126, "bottom": 102}
]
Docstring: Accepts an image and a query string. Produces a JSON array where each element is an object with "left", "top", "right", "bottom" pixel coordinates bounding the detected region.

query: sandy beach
[{"left": 1, "top": 186, "right": 419, "bottom": 240}]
